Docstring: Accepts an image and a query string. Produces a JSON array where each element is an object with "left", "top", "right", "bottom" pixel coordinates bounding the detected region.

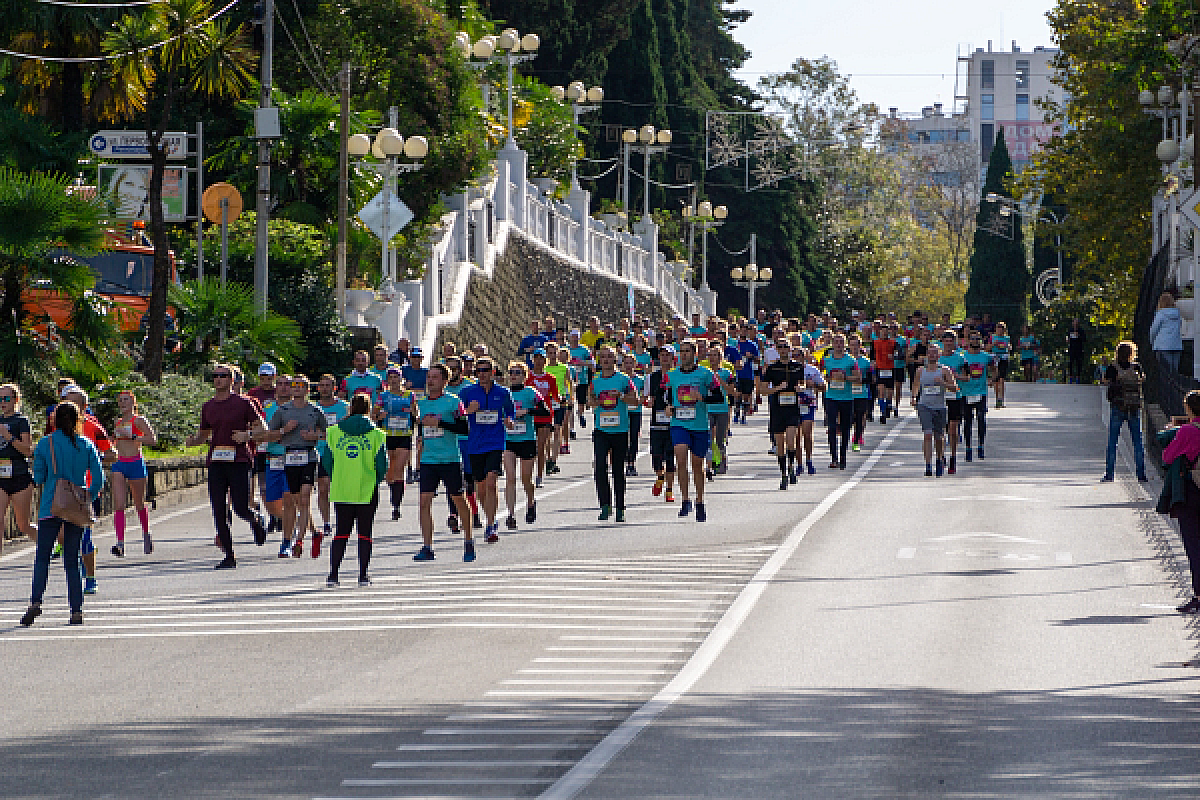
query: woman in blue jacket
[
  {"left": 1150, "top": 292, "right": 1184, "bottom": 374},
  {"left": 20, "top": 401, "right": 104, "bottom": 627}
]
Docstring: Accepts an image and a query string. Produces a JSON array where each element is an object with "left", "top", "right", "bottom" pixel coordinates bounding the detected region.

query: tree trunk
[{"left": 142, "top": 109, "right": 173, "bottom": 383}]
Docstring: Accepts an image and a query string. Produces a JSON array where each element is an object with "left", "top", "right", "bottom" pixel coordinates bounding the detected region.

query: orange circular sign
[{"left": 202, "top": 182, "right": 243, "bottom": 224}]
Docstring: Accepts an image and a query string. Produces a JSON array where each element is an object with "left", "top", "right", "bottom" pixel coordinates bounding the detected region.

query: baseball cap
[
  {"left": 386, "top": 366, "right": 403, "bottom": 377},
  {"left": 532, "top": 348, "right": 547, "bottom": 356},
  {"left": 60, "top": 384, "right": 83, "bottom": 398},
  {"left": 569, "top": 329, "right": 580, "bottom": 336},
  {"left": 409, "top": 347, "right": 424, "bottom": 357},
  {"left": 258, "top": 362, "right": 277, "bottom": 376}
]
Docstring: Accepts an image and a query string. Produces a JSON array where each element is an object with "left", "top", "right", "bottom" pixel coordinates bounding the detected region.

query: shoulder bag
[{"left": 49, "top": 434, "right": 96, "bottom": 528}]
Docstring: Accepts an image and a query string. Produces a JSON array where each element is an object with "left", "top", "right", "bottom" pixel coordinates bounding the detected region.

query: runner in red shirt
[
  {"left": 526, "top": 349, "right": 560, "bottom": 488},
  {"left": 872, "top": 329, "right": 897, "bottom": 423}
]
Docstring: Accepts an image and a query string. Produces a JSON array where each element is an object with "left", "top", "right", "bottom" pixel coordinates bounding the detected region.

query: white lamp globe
[
  {"left": 497, "top": 29, "right": 518, "bottom": 50},
  {"left": 521, "top": 33, "right": 540, "bottom": 52},
  {"left": 730, "top": 267, "right": 743, "bottom": 281},
  {"left": 1159, "top": 85, "right": 1175, "bottom": 105},
  {"left": 347, "top": 133, "right": 371, "bottom": 157},
  {"left": 377, "top": 128, "right": 404, "bottom": 156},
  {"left": 622, "top": 129, "right": 637, "bottom": 144},
  {"left": 566, "top": 81, "right": 585, "bottom": 102},
  {"left": 657, "top": 129, "right": 673, "bottom": 145},
  {"left": 453, "top": 32, "right": 470, "bottom": 56},
  {"left": 371, "top": 136, "right": 385, "bottom": 159},
  {"left": 714, "top": 205, "right": 728, "bottom": 220},
  {"left": 403, "top": 135, "right": 428, "bottom": 159},
  {"left": 682, "top": 205, "right": 692, "bottom": 218},
  {"left": 639, "top": 124, "right": 656, "bottom": 144},
  {"left": 760, "top": 267, "right": 773, "bottom": 281},
  {"left": 1158, "top": 138, "right": 1181, "bottom": 163},
  {"left": 550, "top": 85, "right": 565, "bottom": 102},
  {"left": 473, "top": 37, "right": 495, "bottom": 59},
  {"left": 745, "top": 265, "right": 758, "bottom": 281},
  {"left": 587, "top": 87, "right": 604, "bottom": 103},
  {"left": 1139, "top": 89, "right": 1156, "bottom": 106},
  {"left": 697, "top": 200, "right": 713, "bottom": 218}
]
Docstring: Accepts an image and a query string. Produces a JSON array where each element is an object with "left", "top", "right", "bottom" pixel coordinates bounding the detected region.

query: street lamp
[
  {"left": 621, "top": 124, "right": 672, "bottom": 224},
  {"left": 551, "top": 81, "right": 603, "bottom": 192},
  {"left": 682, "top": 201, "right": 728, "bottom": 291},
  {"left": 347, "top": 108, "right": 429, "bottom": 293},
  {"left": 730, "top": 255, "right": 771, "bottom": 318},
  {"left": 461, "top": 29, "right": 540, "bottom": 149}
]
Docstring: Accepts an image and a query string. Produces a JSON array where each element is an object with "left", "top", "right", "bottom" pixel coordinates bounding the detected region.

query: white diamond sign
[{"left": 357, "top": 191, "right": 414, "bottom": 242}]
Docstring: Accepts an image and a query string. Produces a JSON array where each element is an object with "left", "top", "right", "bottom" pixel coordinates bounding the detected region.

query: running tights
[
  {"left": 963, "top": 403, "right": 987, "bottom": 448},
  {"left": 825, "top": 400, "right": 853, "bottom": 465},
  {"left": 388, "top": 480, "right": 405, "bottom": 509},
  {"left": 593, "top": 431, "right": 629, "bottom": 509},
  {"left": 208, "top": 462, "right": 263, "bottom": 557},
  {"left": 626, "top": 413, "right": 643, "bottom": 464},
  {"left": 330, "top": 490, "right": 379, "bottom": 582},
  {"left": 852, "top": 398, "right": 870, "bottom": 444}
]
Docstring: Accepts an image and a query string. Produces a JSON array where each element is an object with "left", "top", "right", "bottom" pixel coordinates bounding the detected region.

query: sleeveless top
[{"left": 916, "top": 366, "right": 947, "bottom": 410}]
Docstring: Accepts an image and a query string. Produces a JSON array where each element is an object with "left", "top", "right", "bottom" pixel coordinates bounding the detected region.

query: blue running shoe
[
  {"left": 277, "top": 539, "right": 292, "bottom": 558},
  {"left": 679, "top": 499, "right": 693, "bottom": 517},
  {"left": 695, "top": 503, "right": 707, "bottom": 523},
  {"left": 964, "top": 448, "right": 972, "bottom": 463},
  {"left": 977, "top": 447, "right": 985, "bottom": 461},
  {"left": 464, "top": 540, "right": 476, "bottom": 563},
  {"left": 807, "top": 462, "right": 815, "bottom": 475},
  {"left": 935, "top": 460, "right": 944, "bottom": 478},
  {"left": 413, "top": 545, "right": 435, "bottom": 562},
  {"left": 83, "top": 577, "right": 97, "bottom": 595}
]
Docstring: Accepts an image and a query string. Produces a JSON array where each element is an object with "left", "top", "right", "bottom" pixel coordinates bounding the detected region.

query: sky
[{"left": 731, "top": 0, "right": 1056, "bottom": 114}]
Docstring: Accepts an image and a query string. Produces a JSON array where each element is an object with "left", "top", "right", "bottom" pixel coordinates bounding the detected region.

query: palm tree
[
  {"left": 103, "top": 0, "right": 257, "bottom": 383},
  {"left": 0, "top": 167, "right": 118, "bottom": 388},
  {"left": 168, "top": 277, "right": 305, "bottom": 374}
]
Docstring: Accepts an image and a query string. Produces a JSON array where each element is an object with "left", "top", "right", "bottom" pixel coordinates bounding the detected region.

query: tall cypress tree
[{"left": 965, "top": 129, "right": 1029, "bottom": 329}]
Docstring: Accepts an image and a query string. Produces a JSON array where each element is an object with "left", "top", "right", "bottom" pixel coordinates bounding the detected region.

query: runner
[
  {"left": 701, "top": 343, "right": 734, "bottom": 478},
  {"left": 460, "top": 356, "right": 515, "bottom": 543},
  {"left": 0, "top": 384, "right": 36, "bottom": 551},
  {"left": 589, "top": 345, "right": 639, "bottom": 521},
  {"left": 990, "top": 321, "right": 1011, "bottom": 407},
  {"left": 257, "top": 377, "right": 290, "bottom": 547},
  {"left": 873, "top": 324, "right": 896, "bottom": 424},
  {"left": 247, "top": 362, "right": 277, "bottom": 405},
  {"left": 369, "top": 343, "right": 394, "bottom": 383},
  {"left": 518, "top": 320, "right": 548, "bottom": 365},
  {"left": 314, "top": 374, "right": 349, "bottom": 556},
  {"left": 527, "top": 349, "right": 560, "bottom": 486},
  {"left": 546, "top": 343, "right": 573, "bottom": 458},
  {"left": 821, "top": 334, "right": 860, "bottom": 470},
  {"left": 759, "top": 339, "right": 804, "bottom": 489},
  {"left": 504, "top": 362, "right": 546, "bottom": 529},
  {"left": 21, "top": 401, "right": 104, "bottom": 627},
  {"left": 1019, "top": 325, "right": 1041, "bottom": 382},
  {"left": 413, "top": 364, "right": 474, "bottom": 562},
  {"left": 731, "top": 323, "right": 760, "bottom": 425},
  {"left": 665, "top": 339, "right": 723, "bottom": 521},
  {"left": 912, "top": 343, "right": 958, "bottom": 477},
  {"left": 568, "top": 329, "right": 593, "bottom": 431},
  {"left": 848, "top": 333, "right": 873, "bottom": 452},
  {"left": 797, "top": 347, "right": 825, "bottom": 475},
  {"left": 109, "top": 390, "right": 157, "bottom": 557},
  {"left": 402, "top": 348, "right": 429, "bottom": 397},
  {"left": 891, "top": 322, "right": 907, "bottom": 419},
  {"left": 265, "top": 375, "right": 326, "bottom": 557},
  {"left": 444, "top": 356, "right": 481, "bottom": 533},
  {"left": 321, "top": 392, "right": 387, "bottom": 587},
  {"left": 938, "top": 330, "right": 968, "bottom": 475},
  {"left": 621, "top": 353, "right": 646, "bottom": 477},
  {"left": 647, "top": 346, "right": 677, "bottom": 503},
  {"left": 961, "top": 331, "right": 992, "bottom": 462},
  {"left": 341, "top": 350, "right": 385, "bottom": 402},
  {"left": 374, "top": 368, "right": 415, "bottom": 521},
  {"left": 185, "top": 364, "right": 268, "bottom": 569}
]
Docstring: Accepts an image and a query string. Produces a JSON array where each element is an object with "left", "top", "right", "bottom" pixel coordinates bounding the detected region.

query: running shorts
[
  {"left": 0, "top": 474, "right": 33, "bottom": 495},
  {"left": 534, "top": 419, "right": 553, "bottom": 431},
  {"left": 737, "top": 379, "right": 755, "bottom": 396},
  {"left": 917, "top": 406, "right": 947, "bottom": 435},
  {"left": 112, "top": 457, "right": 147, "bottom": 482},
  {"left": 284, "top": 463, "right": 317, "bottom": 494},
  {"left": 769, "top": 409, "right": 801, "bottom": 434},
  {"left": 553, "top": 407, "right": 567, "bottom": 426},
  {"left": 575, "top": 384, "right": 588, "bottom": 408},
  {"left": 893, "top": 368, "right": 905, "bottom": 386},
  {"left": 876, "top": 375, "right": 895, "bottom": 390},
  {"left": 317, "top": 460, "right": 330, "bottom": 480},
  {"left": 420, "top": 462, "right": 464, "bottom": 495},
  {"left": 254, "top": 452, "right": 268, "bottom": 474},
  {"left": 649, "top": 429, "right": 676, "bottom": 473},
  {"left": 264, "top": 464, "right": 287, "bottom": 503},
  {"left": 506, "top": 439, "right": 537, "bottom": 460},
  {"left": 386, "top": 435, "right": 413, "bottom": 451},
  {"left": 996, "top": 358, "right": 1010, "bottom": 377},
  {"left": 670, "top": 426, "right": 711, "bottom": 458},
  {"left": 964, "top": 396, "right": 988, "bottom": 415},
  {"left": 945, "top": 397, "right": 965, "bottom": 422},
  {"left": 469, "top": 450, "right": 504, "bottom": 479}
]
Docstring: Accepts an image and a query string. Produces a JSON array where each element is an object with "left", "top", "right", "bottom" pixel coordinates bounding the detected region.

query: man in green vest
[{"left": 320, "top": 394, "right": 388, "bottom": 587}]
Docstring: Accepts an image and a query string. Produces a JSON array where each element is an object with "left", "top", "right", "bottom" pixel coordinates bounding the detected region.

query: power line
[{"left": 274, "top": 5, "right": 334, "bottom": 95}]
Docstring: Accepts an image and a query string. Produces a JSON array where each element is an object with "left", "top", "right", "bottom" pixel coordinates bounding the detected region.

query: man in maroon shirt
[{"left": 186, "top": 364, "right": 268, "bottom": 569}]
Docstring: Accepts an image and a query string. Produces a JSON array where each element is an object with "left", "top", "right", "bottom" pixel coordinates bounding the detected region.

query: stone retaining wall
[{"left": 436, "top": 231, "right": 676, "bottom": 368}]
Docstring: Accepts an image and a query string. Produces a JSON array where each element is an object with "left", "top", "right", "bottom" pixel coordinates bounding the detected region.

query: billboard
[
  {"left": 996, "top": 121, "right": 1062, "bottom": 161},
  {"left": 98, "top": 164, "right": 187, "bottom": 222}
]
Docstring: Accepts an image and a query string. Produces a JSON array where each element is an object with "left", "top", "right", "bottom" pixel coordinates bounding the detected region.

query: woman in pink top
[
  {"left": 110, "top": 391, "right": 157, "bottom": 557},
  {"left": 1163, "top": 390, "right": 1200, "bottom": 614}
]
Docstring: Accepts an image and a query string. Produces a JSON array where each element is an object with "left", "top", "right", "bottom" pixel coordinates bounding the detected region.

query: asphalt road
[{"left": 0, "top": 384, "right": 1195, "bottom": 799}]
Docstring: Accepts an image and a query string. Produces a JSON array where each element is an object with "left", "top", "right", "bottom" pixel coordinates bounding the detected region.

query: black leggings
[
  {"left": 853, "top": 397, "right": 870, "bottom": 442},
  {"left": 208, "top": 462, "right": 263, "bottom": 557},
  {"left": 593, "top": 431, "right": 629, "bottom": 509},
  {"left": 626, "top": 413, "right": 642, "bottom": 464},
  {"left": 1068, "top": 351, "right": 1085, "bottom": 381},
  {"left": 330, "top": 490, "right": 379, "bottom": 581},
  {"left": 825, "top": 399, "right": 853, "bottom": 465},
  {"left": 963, "top": 402, "right": 987, "bottom": 447}
]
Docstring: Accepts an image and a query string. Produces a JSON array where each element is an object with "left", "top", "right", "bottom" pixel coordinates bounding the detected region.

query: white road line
[
  {"left": 1056, "top": 552, "right": 1073, "bottom": 564},
  {"left": 500, "top": 680, "right": 654, "bottom": 686},
  {"left": 373, "top": 760, "right": 575, "bottom": 768},
  {"left": 344, "top": 778, "right": 554, "bottom": 786},
  {"left": 897, "top": 548, "right": 917, "bottom": 559},
  {"left": 533, "top": 658, "right": 683, "bottom": 664},
  {"left": 446, "top": 714, "right": 621, "bottom": 722},
  {"left": 10, "top": 611, "right": 712, "bottom": 629},
  {"left": 539, "top": 414, "right": 912, "bottom": 800},
  {"left": 559, "top": 635, "right": 702, "bottom": 641},
  {"left": 518, "top": 669, "right": 671, "bottom": 675},
  {"left": 71, "top": 603, "right": 722, "bottom": 619},
  {"left": 397, "top": 744, "right": 586, "bottom": 751},
  {"left": 424, "top": 728, "right": 598, "bottom": 735},
  {"left": 485, "top": 690, "right": 649, "bottom": 697},
  {"left": 545, "top": 647, "right": 686, "bottom": 653}
]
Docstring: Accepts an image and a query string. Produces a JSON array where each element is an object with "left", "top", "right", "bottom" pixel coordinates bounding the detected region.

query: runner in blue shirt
[
  {"left": 518, "top": 320, "right": 548, "bottom": 366},
  {"left": 459, "top": 357, "right": 515, "bottom": 543},
  {"left": 961, "top": 331, "right": 992, "bottom": 462},
  {"left": 621, "top": 352, "right": 646, "bottom": 478},
  {"left": 340, "top": 350, "right": 384, "bottom": 403},
  {"left": 374, "top": 368, "right": 415, "bottom": 520},
  {"left": 503, "top": 361, "right": 549, "bottom": 530},
  {"left": 315, "top": 374, "right": 350, "bottom": 549},
  {"left": 402, "top": 349, "right": 429, "bottom": 399},
  {"left": 414, "top": 364, "right": 474, "bottom": 563},
  {"left": 938, "top": 329, "right": 968, "bottom": 474},
  {"left": 666, "top": 339, "right": 724, "bottom": 522},
  {"left": 732, "top": 324, "right": 761, "bottom": 425}
]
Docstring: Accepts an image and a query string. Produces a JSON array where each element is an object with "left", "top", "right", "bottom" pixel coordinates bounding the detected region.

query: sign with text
[
  {"left": 98, "top": 164, "right": 187, "bottom": 222},
  {"left": 995, "top": 121, "right": 1062, "bottom": 161},
  {"left": 89, "top": 130, "right": 188, "bottom": 160}
]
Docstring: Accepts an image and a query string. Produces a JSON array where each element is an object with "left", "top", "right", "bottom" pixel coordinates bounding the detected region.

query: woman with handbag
[
  {"left": 1163, "top": 390, "right": 1200, "bottom": 614},
  {"left": 21, "top": 400, "right": 104, "bottom": 626}
]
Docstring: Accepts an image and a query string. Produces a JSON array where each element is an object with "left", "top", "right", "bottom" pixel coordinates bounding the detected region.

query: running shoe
[
  {"left": 1177, "top": 597, "right": 1200, "bottom": 614},
  {"left": 560, "top": 444, "right": 569, "bottom": 455},
  {"left": 252, "top": 517, "right": 268, "bottom": 546},
  {"left": 463, "top": 540, "right": 476, "bottom": 563},
  {"left": 51, "top": 542, "right": 62, "bottom": 560},
  {"left": 358, "top": 576, "right": 372, "bottom": 588},
  {"left": 84, "top": 577, "right": 97, "bottom": 595},
  {"left": 1099, "top": 475, "right": 1115, "bottom": 482},
  {"left": 628, "top": 464, "right": 638, "bottom": 477},
  {"left": 19, "top": 604, "right": 41, "bottom": 627},
  {"left": 665, "top": 489, "right": 675, "bottom": 503},
  {"left": 780, "top": 475, "right": 788, "bottom": 491},
  {"left": 547, "top": 461, "right": 561, "bottom": 475},
  {"left": 625, "top": 464, "right": 634, "bottom": 477},
  {"left": 278, "top": 539, "right": 292, "bottom": 558},
  {"left": 292, "top": 540, "right": 303, "bottom": 558},
  {"left": 311, "top": 532, "right": 323, "bottom": 559},
  {"left": 653, "top": 478, "right": 664, "bottom": 496},
  {"left": 143, "top": 531, "right": 153, "bottom": 555},
  {"left": 111, "top": 543, "right": 124, "bottom": 557},
  {"left": 947, "top": 457, "right": 956, "bottom": 476},
  {"left": 214, "top": 556, "right": 237, "bottom": 569},
  {"left": 406, "top": 466, "right": 415, "bottom": 484},
  {"left": 413, "top": 546, "right": 435, "bottom": 562},
  {"left": 69, "top": 611, "right": 83, "bottom": 625},
  {"left": 977, "top": 447, "right": 985, "bottom": 461},
  {"left": 717, "top": 462, "right": 728, "bottom": 475},
  {"left": 392, "top": 507, "right": 402, "bottom": 521},
  {"left": 570, "top": 431, "right": 577, "bottom": 440},
  {"left": 1138, "top": 473, "right": 1150, "bottom": 483},
  {"left": 769, "top": 444, "right": 776, "bottom": 455},
  {"left": 580, "top": 413, "right": 587, "bottom": 428},
  {"left": 506, "top": 515, "right": 518, "bottom": 531},
  {"left": 616, "top": 509, "right": 626, "bottom": 523},
  {"left": 839, "top": 461, "right": 847, "bottom": 470},
  {"left": 598, "top": 506, "right": 612, "bottom": 521},
  {"left": 679, "top": 499, "right": 693, "bottom": 517},
  {"left": 880, "top": 416, "right": 887, "bottom": 425},
  {"left": 829, "top": 460, "right": 840, "bottom": 469},
  {"left": 526, "top": 503, "right": 537, "bottom": 524},
  {"left": 925, "top": 464, "right": 933, "bottom": 477},
  {"left": 807, "top": 462, "right": 815, "bottom": 475},
  {"left": 485, "top": 524, "right": 499, "bottom": 544},
  {"left": 326, "top": 577, "right": 339, "bottom": 588},
  {"left": 705, "top": 467, "right": 714, "bottom": 482},
  {"left": 535, "top": 477, "right": 544, "bottom": 488},
  {"left": 852, "top": 442, "right": 861, "bottom": 452},
  {"left": 472, "top": 512, "right": 482, "bottom": 530},
  {"left": 935, "top": 460, "right": 944, "bottom": 478},
  {"left": 448, "top": 515, "right": 460, "bottom": 534},
  {"left": 695, "top": 502, "right": 707, "bottom": 523},
  {"left": 965, "top": 448, "right": 972, "bottom": 463}
]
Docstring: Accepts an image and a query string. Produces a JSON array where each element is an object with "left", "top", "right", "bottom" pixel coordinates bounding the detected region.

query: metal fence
[{"left": 1134, "top": 240, "right": 1197, "bottom": 419}]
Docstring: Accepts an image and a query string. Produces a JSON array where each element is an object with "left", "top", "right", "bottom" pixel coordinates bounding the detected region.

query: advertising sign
[
  {"left": 89, "top": 130, "right": 188, "bottom": 160},
  {"left": 98, "top": 164, "right": 188, "bottom": 222},
  {"left": 995, "top": 121, "right": 1062, "bottom": 161}
]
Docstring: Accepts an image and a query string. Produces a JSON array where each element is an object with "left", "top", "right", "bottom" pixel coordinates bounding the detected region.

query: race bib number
[
  {"left": 211, "top": 446, "right": 237, "bottom": 462},
  {"left": 325, "top": 412, "right": 340, "bottom": 426},
  {"left": 966, "top": 394, "right": 982, "bottom": 404},
  {"left": 476, "top": 411, "right": 500, "bottom": 425},
  {"left": 924, "top": 385, "right": 944, "bottom": 397},
  {"left": 674, "top": 407, "right": 697, "bottom": 421},
  {"left": 969, "top": 364, "right": 984, "bottom": 378},
  {"left": 412, "top": 390, "right": 426, "bottom": 403},
  {"left": 778, "top": 391, "right": 797, "bottom": 406},
  {"left": 945, "top": 391, "right": 960, "bottom": 400},
  {"left": 597, "top": 412, "right": 620, "bottom": 428},
  {"left": 829, "top": 379, "right": 845, "bottom": 391},
  {"left": 285, "top": 450, "right": 309, "bottom": 466},
  {"left": 423, "top": 425, "right": 444, "bottom": 439},
  {"left": 268, "top": 456, "right": 285, "bottom": 471},
  {"left": 509, "top": 419, "right": 527, "bottom": 435},
  {"left": 116, "top": 425, "right": 134, "bottom": 439},
  {"left": 387, "top": 415, "right": 411, "bottom": 432},
  {"left": 654, "top": 410, "right": 671, "bottom": 424},
  {"left": 0, "top": 459, "right": 11, "bottom": 478},
  {"left": 851, "top": 383, "right": 864, "bottom": 394},
  {"left": 878, "top": 369, "right": 892, "bottom": 378}
]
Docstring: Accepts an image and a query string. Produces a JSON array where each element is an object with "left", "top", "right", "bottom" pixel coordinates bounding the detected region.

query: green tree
[
  {"left": 103, "top": 0, "right": 258, "bottom": 383},
  {"left": 965, "top": 129, "right": 1028, "bottom": 331},
  {"left": 168, "top": 277, "right": 305, "bottom": 373}
]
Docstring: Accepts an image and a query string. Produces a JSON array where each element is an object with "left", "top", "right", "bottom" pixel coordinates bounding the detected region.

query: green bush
[{"left": 92, "top": 373, "right": 212, "bottom": 451}]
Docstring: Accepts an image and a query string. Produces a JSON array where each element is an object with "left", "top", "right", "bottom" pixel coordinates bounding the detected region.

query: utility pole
[
  {"left": 336, "top": 61, "right": 350, "bottom": 324},
  {"left": 748, "top": 232, "right": 757, "bottom": 316},
  {"left": 253, "top": 0, "right": 274, "bottom": 315}
]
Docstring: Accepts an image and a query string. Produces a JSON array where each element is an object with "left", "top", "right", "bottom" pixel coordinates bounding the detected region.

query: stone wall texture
[{"left": 436, "top": 232, "right": 675, "bottom": 368}]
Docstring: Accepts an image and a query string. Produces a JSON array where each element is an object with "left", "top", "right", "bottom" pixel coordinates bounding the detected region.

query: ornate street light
[
  {"left": 551, "top": 81, "right": 603, "bottom": 192},
  {"left": 461, "top": 29, "right": 541, "bottom": 148}
]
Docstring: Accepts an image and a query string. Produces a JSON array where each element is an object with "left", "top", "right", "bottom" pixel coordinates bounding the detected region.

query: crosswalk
[{"left": 301, "top": 545, "right": 773, "bottom": 799}]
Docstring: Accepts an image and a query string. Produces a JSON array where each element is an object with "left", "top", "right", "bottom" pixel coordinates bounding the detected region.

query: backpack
[{"left": 1111, "top": 364, "right": 1142, "bottom": 412}]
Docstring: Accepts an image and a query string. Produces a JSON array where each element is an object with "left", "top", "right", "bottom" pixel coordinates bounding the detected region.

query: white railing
[{"left": 405, "top": 156, "right": 706, "bottom": 356}]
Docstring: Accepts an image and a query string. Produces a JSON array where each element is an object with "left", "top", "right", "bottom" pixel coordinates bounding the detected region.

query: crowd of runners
[{"left": 4, "top": 307, "right": 1028, "bottom": 625}]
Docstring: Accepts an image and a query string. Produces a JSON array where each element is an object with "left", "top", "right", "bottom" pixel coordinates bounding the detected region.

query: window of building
[
  {"left": 981, "top": 94, "right": 994, "bottom": 120},
  {"left": 1016, "top": 94, "right": 1030, "bottom": 120},
  {"left": 981, "top": 60, "right": 995, "bottom": 90},
  {"left": 981, "top": 123, "right": 995, "bottom": 163},
  {"left": 1016, "top": 60, "right": 1030, "bottom": 89}
]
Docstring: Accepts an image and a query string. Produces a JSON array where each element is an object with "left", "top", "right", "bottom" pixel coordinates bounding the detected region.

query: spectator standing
[
  {"left": 1150, "top": 292, "right": 1184, "bottom": 375},
  {"left": 1102, "top": 341, "right": 1148, "bottom": 483},
  {"left": 1066, "top": 318, "right": 1088, "bottom": 384}
]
